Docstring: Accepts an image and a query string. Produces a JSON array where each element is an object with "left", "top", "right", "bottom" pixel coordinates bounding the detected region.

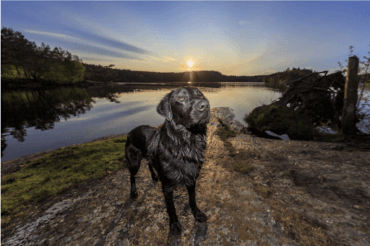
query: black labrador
[{"left": 125, "top": 87, "right": 210, "bottom": 235}]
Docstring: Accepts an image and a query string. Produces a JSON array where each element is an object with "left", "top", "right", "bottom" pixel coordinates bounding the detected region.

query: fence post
[{"left": 342, "top": 56, "right": 359, "bottom": 135}]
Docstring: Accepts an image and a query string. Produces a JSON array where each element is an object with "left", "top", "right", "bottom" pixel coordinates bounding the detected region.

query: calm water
[{"left": 2, "top": 82, "right": 282, "bottom": 161}]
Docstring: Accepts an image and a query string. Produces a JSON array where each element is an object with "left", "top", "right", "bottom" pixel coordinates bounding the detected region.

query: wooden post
[{"left": 342, "top": 56, "right": 359, "bottom": 135}]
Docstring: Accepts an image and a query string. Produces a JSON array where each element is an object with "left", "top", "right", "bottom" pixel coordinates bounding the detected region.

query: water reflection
[
  {"left": 2, "top": 82, "right": 280, "bottom": 161},
  {"left": 1, "top": 87, "right": 94, "bottom": 157}
]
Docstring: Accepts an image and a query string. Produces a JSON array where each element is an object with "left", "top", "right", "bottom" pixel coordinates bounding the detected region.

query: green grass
[
  {"left": 233, "top": 162, "right": 256, "bottom": 174},
  {"left": 1, "top": 137, "right": 127, "bottom": 223},
  {"left": 252, "top": 182, "right": 270, "bottom": 197}
]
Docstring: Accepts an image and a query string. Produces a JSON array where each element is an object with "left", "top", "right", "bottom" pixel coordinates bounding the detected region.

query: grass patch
[
  {"left": 1, "top": 137, "right": 127, "bottom": 223},
  {"left": 252, "top": 182, "right": 271, "bottom": 198},
  {"left": 233, "top": 162, "right": 256, "bottom": 174}
]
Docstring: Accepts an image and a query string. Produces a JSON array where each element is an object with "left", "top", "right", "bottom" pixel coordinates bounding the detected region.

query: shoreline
[
  {"left": 2, "top": 106, "right": 369, "bottom": 177},
  {"left": 1, "top": 78, "right": 268, "bottom": 91},
  {"left": 1, "top": 133, "right": 128, "bottom": 176},
  {"left": 2, "top": 105, "right": 369, "bottom": 176},
  {"left": 1, "top": 107, "right": 245, "bottom": 175}
]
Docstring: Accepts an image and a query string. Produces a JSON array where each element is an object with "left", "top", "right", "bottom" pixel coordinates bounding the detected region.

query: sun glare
[
  {"left": 187, "top": 60, "right": 194, "bottom": 68},
  {"left": 181, "top": 57, "right": 199, "bottom": 72}
]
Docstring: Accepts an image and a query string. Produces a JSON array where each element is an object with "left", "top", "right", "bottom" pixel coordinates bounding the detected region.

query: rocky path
[{"left": 2, "top": 107, "right": 370, "bottom": 245}]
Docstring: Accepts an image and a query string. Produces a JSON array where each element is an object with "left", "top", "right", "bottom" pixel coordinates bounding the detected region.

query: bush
[{"left": 245, "top": 105, "right": 319, "bottom": 141}]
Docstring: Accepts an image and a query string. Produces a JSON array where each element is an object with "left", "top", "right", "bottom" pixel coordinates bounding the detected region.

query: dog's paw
[
  {"left": 130, "top": 191, "right": 138, "bottom": 200},
  {"left": 170, "top": 221, "right": 182, "bottom": 235},
  {"left": 194, "top": 210, "right": 207, "bottom": 222}
]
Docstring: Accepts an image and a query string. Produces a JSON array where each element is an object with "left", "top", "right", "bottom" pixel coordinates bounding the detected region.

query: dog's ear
[{"left": 157, "top": 92, "right": 173, "bottom": 121}]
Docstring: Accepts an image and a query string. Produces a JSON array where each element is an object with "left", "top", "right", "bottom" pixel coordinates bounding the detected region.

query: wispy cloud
[
  {"left": 67, "top": 16, "right": 152, "bottom": 55},
  {"left": 25, "top": 27, "right": 151, "bottom": 57},
  {"left": 25, "top": 29, "right": 144, "bottom": 60},
  {"left": 78, "top": 55, "right": 136, "bottom": 64},
  {"left": 75, "top": 31, "right": 151, "bottom": 55},
  {"left": 238, "top": 20, "right": 250, "bottom": 26},
  {"left": 76, "top": 43, "right": 143, "bottom": 60},
  {"left": 142, "top": 54, "right": 177, "bottom": 64},
  {"left": 24, "top": 30, "right": 80, "bottom": 40},
  {"left": 145, "top": 56, "right": 168, "bottom": 63},
  {"left": 162, "top": 56, "right": 176, "bottom": 62}
]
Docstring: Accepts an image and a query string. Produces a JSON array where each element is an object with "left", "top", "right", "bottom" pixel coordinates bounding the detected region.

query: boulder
[
  {"left": 210, "top": 107, "right": 249, "bottom": 134},
  {"left": 211, "top": 107, "right": 235, "bottom": 125},
  {"left": 228, "top": 120, "right": 249, "bottom": 134}
]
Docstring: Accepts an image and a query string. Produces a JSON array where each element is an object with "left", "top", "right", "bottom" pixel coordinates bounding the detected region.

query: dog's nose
[{"left": 197, "top": 100, "right": 209, "bottom": 112}]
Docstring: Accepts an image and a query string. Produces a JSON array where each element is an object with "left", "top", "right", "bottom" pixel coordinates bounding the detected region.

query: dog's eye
[{"left": 179, "top": 97, "right": 185, "bottom": 101}]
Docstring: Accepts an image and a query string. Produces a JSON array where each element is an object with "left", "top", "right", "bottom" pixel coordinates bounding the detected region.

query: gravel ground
[{"left": 2, "top": 107, "right": 369, "bottom": 245}]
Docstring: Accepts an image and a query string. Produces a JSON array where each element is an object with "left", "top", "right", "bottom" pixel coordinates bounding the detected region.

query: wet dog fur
[{"left": 125, "top": 87, "right": 210, "bottom": 235}]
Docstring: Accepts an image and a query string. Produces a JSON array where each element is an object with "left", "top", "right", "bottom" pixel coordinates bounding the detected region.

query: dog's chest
[
  {"left": 167, "top": 158, "right": 200, "bottom": 187},
  {"left": 155, "top": 136, "right": 206, "bottom": 187}
]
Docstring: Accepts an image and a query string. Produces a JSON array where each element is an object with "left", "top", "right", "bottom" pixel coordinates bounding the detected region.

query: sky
[{"left": 1, "top": 1, "right": 370, "bottom": 76}]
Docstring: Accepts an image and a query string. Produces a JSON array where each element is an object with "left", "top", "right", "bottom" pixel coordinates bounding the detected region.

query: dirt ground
[{"left": 2, "top": 108, "right": 370, "bottom": 245}]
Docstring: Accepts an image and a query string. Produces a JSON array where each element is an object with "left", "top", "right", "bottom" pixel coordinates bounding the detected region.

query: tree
[
  {"left": 1, "top": 27, "right": 32, "bottom": 78},
  {"left": 2, "top": 27, "right": 85, "bottom": 84}
]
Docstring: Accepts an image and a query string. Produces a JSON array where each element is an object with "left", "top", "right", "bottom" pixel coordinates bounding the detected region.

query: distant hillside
[
  {"left": 262, "top": 67, "right": 317, "bottom": 89},
  {"left": 83, "top": 63, "right": 265, "bottom": 83}
]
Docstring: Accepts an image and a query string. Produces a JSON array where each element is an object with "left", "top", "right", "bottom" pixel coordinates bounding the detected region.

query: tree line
[
  {"left": 1, "top": 27, "right": 268, "bottom": 85},
  {"left": 83, "top": 63, "right": 265, "bottom": 83},
  {"left": 9, "top": 27, "right": 364, "bottom": 86},
  {"left": 0, "top": 27, "right": 265, "bottom": 85},
  {"left": 1, "top": 27, "right": 85, "bottom": 84},
  {"left": 262, "top": 67, "right": 317, "bottom": 90}
]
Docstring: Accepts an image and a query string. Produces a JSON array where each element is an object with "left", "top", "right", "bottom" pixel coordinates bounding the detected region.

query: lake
[
  {"left": 1, "top": 82, "right": 283, "bottom": 161},
  {"left": 3, "top": 82, "right": 369, "bottom": 162}
]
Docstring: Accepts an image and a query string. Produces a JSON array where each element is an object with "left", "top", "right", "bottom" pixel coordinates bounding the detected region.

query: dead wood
[{"left": 246, "top": 71, "right": 346, "bottom": 140}]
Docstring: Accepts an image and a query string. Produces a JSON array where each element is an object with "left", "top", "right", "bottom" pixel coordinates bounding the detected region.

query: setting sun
[{"left": 187, "top": 60, "right": 194, "bottom": 68}]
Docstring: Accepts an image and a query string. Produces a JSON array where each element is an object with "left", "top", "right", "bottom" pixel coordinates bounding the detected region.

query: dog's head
[{"left": 157, "top": 87, "right": 210, "bottom": 129}]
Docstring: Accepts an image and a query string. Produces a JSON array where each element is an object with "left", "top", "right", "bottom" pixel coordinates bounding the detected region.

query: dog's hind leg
[
  {"left": 126, "top": 145, "right": 142, "bottom": 200},
  {"left": 148, "top": 160, "right": 158, "bottom": 182},
  {"left": 187, "top": 183, "right": 207, "bottom": 222},
  {"left": 162, "top": 185, "right": 182, "bottom": 235}
]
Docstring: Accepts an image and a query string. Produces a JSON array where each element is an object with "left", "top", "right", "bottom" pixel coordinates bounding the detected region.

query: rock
[
  {"left": 212, "top": 107, "right": 235, "bottom": 125},
  {"left": 316, "top": 126, "right": 338, "bottom": 134},
  {"left": 208, "top": 115, "right": 221, "bottom": 127},
  {"left": 210, "top": 107, "right": 249, "bottom": 134},
  {"left": 228, "top": 120, "right": 249, "bottom": 134}
]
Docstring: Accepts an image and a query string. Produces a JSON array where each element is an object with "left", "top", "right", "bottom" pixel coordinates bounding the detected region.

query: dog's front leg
[
  {"left": 187, "top": 183, "right": 207, "bottom": 222},
  {"left": 162, "top": 185, "right": 182, "bottom": 235}
]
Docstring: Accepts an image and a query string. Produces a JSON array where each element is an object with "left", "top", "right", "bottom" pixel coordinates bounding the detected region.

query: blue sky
[{"left": 2, "top": 1, "right": 370, "bottom": 76}]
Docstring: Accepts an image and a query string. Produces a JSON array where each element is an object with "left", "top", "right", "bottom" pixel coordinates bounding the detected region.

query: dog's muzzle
[
  {"left": 197, "top": 100, "right": 210, "bottom": 112},
  {"left": 195, "top": 100, "right": 210, "bottom": 125}
]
